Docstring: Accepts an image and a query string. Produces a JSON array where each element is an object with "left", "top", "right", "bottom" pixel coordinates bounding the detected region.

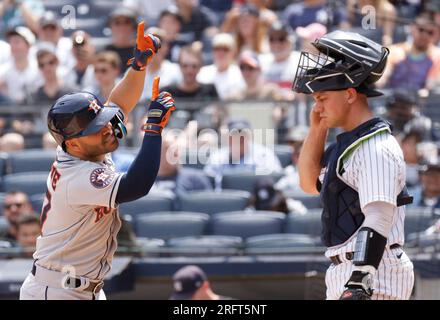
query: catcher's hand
[
  {"left": 339, "top": 271, "right": 373, "bottom": 300},
  {"left": 142, "top": 76, "right": 175, "bottom": 134},
  {"left": 128, "top": 21, "right": 161, "bottom": 71}
]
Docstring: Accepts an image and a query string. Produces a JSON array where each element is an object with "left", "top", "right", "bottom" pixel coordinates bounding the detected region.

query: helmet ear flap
[{"left": 110, "top": 111, "right": 127, "bottom": 139}]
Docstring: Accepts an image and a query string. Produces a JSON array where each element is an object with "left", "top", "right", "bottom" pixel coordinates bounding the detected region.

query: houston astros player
[
  {"left": 294, "top": 31, "right": 415, "bottom": 300},
  {"left": 20, "top": 22, "right": 176, "bottom": 300}
]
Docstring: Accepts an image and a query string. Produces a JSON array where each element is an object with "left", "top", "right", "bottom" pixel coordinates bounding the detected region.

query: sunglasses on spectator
[
  {"left": 112, "top": 19, "right": 133, "bottom": 26},
  {"left": 181, "top": 63, "right": 200, "bottom": 69},
  {"left": 95, "top": 68, "right": 110, "bottom": 74},
  {"left": 42, "top": 24, "right": 57, "bottom": 31},
  {"left": 38, "top": 59, "right": 57, "bottom": 68},
  {"left": 213, "top": 46, "right": 231, "bottom": 52},
  {"left": 417, "top": 26, "right": 435, "bottom": 36},
  {"left": 240, "top": 64, "right": 258, "bottom": 71},
  {"left": 4, "top": 202, "right": 25, "bottom": 209},
  {"left": 269, "top": 36, "right": 287, "bottom": 43}
]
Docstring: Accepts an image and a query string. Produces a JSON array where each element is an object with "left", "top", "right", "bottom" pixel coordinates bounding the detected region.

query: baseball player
[
  {"left": 20, "top": 22, "right": 176, "bottom": 300},
  {"left": 294, "top": 31, "right": 415, "bottom": 300}
]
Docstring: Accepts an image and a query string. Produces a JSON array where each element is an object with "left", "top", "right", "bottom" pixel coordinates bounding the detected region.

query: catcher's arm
[
  {"left": 298, "top": 103, "right": 328, "bottom": 195},
  {"left": 106, "top": 21, "right": 161, "bottom": 116}
]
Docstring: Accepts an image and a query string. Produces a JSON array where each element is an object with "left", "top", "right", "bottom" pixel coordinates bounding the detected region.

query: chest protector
[{"left": 320, "top": 117, "right": 413, "bottom": 247}]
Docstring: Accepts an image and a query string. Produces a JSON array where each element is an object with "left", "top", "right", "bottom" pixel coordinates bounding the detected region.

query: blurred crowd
[{"left": 0, "top": 0, "right": 440, "bottom": 256}]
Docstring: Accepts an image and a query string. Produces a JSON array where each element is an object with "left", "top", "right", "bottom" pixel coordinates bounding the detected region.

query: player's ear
[
  {"left": 346, "top": 88, "right": 358, "bottom": 104},
  {"left": 65, "top": 138, "right": 81, "bottom": 152}
]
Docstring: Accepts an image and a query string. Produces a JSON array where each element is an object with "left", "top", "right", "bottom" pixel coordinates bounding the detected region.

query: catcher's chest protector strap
[{"left": 319, "top": 118, "right": 412, "bottom": 247}]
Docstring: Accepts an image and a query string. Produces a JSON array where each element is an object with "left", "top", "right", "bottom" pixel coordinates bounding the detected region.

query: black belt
[
  {"left": 329, "top": 244, "right": 401, "bottom": 265},
  {"left": 31, "top": 262, "right": 104, "bottom": 294}
]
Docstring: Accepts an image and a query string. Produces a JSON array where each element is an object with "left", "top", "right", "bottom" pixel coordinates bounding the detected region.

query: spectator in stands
[
  {"left": 229, "top": 50, "right": 291, "bottom": 100},
  {"left": 65, "top": 31, "right": 96, "bottom": 90},
  {"left": 252, "top": 177, "right": 289, "bottom": 213},
  {"left": 295, "top": 22, "right": 328, "bottom": 54},
  {"left": 0, "top": 132, "right": 25, "bottom": 152},
  {"left": 260, "top": 21, "right": 300, "bottom": 89},
  {"left": 0, "top": 191, "right": 35, "bottom": 243},
  {"left": 123, "top": 0, "right": 173, "bottom": 26},
  {"left": 105, "top": 7, "right": 138, "bottom": 74},
  {"left": 378, "top": 12, "right": 440, "bottom": 90},
  {"left": 140, "top": 27, "right": 182, "bottom": 102},
  {"left": 399, "top": 129, "right": 424, "bottom": 188},
  {"left": 30, "top": 45, "right": 73, "bottom": 105},
  {"left": 175, "top": 0, "right": 218, "bottom": 43},
  {"left": 0, "top": 39, "right": 11, "bottom": 65},
  {"left": 150, "top": 133, "right": 213, "bottom": 196},
  {"left": 227, "top": 4, "right": 268, "bottom": 55},
  {"left": 385, "top": 91, "right": 438, "bottom": 141},
  {"left": 201, "top": 0, "right": 233, "bottom": 14},
  {"left": 162, "top": 45, "right": 218, "bottom": 100},
  {"left": 409, "top": 156, "right": 440, "bottom": 209},
  {"left": 204, "top": 118, "right": 282, "bottom": 180},
  {"left": 84, "top": 51, "right": 122, "bottom": 103},
  {"left": 0, "top": 26, "right": 41, "bottom": 105},
  {"left": 275, "top": 126, "right": 309, "bottom": 194},
  {"left": 0, "top": 0, "right": 45, "bottom": 34},
  {"left": 16, "top": 214, "right": 40, "bottom": 257},
  {"left": 157, "top": 6, "right": 186, "bottom": 63},
  {"left": 282, "top": 0, "right": 349, "bottom": 30},
  {"left": 347, "top": 0, "right": 397, "bottom": 46},
  {"left": 222, "top": 1, "right": 278, "bottom": 39},
  {"left": 197, "top": 33, "right": 245, "bottom": 101},
  {"left": 36, "top": 11, "right": 74, "bottom": 70},
  {"left": 169, "top": 265, "right": 234, "bottom": 300},
  {"left": 42, "top": 132, "right": 57, "bottom": 150}
]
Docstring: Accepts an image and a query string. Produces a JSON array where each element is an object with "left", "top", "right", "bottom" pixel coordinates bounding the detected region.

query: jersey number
[{"left": 40, "top": 165, "right": 61, "bottom": 230}]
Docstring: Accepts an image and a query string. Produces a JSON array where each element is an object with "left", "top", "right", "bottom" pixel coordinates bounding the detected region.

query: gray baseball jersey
[{"left": 33, "top": 146, "right": 123, "bottom": 280}]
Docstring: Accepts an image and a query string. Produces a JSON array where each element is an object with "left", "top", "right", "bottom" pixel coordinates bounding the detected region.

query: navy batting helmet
[
  {"left": 293, "top": 30, "right": 389, "bottom": 97},
  {"left": 47, "top": 92, "right": 126, "bottom": 149}
]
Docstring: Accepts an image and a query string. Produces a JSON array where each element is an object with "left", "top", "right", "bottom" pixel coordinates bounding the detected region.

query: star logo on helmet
[{"left": 88, "top": 99, "right": 101, "bottom": 114}]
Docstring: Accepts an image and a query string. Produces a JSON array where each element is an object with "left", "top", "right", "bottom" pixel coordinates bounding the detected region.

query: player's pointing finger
[
  {"left": 137, "top": 21, "right": 147, "bottom": 51},
  {"left": 152, "top": 76, "right": 160, "bottom": 100}
]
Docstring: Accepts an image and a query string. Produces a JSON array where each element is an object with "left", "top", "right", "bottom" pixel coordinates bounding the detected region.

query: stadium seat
[
  {"left": 284, "top": 190, "right": 322, "bottom": 209},
  {"left": 135, "top": 212, "right": 209, "bottom": 239},
  {"left": 178, "top": 190, "right": 251, "bottom": 215},
  {"left": 166, "top": 235, "right": 243, "bottom": 256},
  {"left": 7, "top": 149, "right": 56, "bottom": 174},
  {"left": 221, "top": 171, "right": 284, "bottom": 193},
  {"left": 0, "top": 192, "right": 5, "bottom": 216},
  {"left": 0, "top": 153, "right": 7, "bottom": 178},
  {"left": 404, "top": 207, "right": 439, "bottom": 237},
  {"left": 119, "top": 193, "right": 175, "bottom": 217},
  {"left": 209, "top": 210, "right": 285, "bottom": 238},
  {"left": 274, "top": 145, "right": 292, "bottom": 168},
  {"left": 244, "top": 233, "right": 319, "bottom": 254},
  {"left": 3, "top": 172, "right": 48, "bottom": 196},
  {"left": 0, "top": 216, "right": 7, "bottom": 233},
  {"left": 285, "top": 209, "right": 322, "bottom": 238},
  {"left": 30, "top": 193, "right": 45, "bottom": 214}
]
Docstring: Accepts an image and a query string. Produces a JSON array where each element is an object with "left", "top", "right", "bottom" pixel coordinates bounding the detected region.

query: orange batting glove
[
  {"left": 142, "top": 77, "right": 176, "bottom": 134},
  {"left": 128, "top": 21, "right": 161, "bottom": 71}
]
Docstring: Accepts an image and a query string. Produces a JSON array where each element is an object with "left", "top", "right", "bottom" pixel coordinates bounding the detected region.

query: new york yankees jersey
[
  {"left": 33, "top": 146, "right": 123, "bottom": 280},
  {"left": 321, "top": 130, "right": 407, "bottom": 258}
]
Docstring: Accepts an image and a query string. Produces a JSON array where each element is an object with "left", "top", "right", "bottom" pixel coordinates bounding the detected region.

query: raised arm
[
  {"left": 106, "top": 21, "right": 161, "bottom": 115},
  {"left": 297, "top": 104, "right": 328, "bottom": 194}
]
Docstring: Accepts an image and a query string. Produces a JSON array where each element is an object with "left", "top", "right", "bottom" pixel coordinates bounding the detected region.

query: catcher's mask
[
  {"left": 47, "top": 92, "right": 127, "bottom": 151},
  {"left": 293, "top": 30, "right": 389, "bottom": 97}
]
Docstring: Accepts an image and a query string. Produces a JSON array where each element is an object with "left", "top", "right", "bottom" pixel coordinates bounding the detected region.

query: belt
[
  {"left": 329, "top": 244, "right": 401, "bottom": 265},
  {"left": 31, "top": 262, "right": 104, "bottom": 294}
]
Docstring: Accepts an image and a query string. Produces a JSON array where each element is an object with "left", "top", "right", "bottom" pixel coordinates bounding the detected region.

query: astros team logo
[
  {"left": 88, "top": 99, "right": 101, "bottom": 114},
  {"left": 90, "top": 168, "right": 115, "bottom": 189}
]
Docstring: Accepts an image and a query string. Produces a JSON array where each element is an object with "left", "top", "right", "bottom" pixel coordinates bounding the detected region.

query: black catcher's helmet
[
  {"left": 47, "top": 92, "right": 126, "bottom": 150},
  {"left": 293, "top": 30, "right": 389, "bottom": 97}
]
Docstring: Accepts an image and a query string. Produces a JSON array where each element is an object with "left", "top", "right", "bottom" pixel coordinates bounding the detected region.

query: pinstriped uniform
[{"left": 321, "top": 131, "right": 415, "bottom": 300}]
